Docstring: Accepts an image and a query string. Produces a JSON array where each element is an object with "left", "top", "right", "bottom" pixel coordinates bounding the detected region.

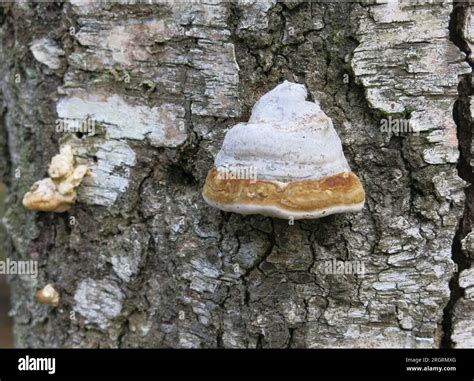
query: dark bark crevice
[{"left": 441, "top": 0, "right": 473, "bottom": 348}]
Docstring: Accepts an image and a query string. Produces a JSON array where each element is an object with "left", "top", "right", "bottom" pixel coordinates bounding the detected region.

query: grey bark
[{"left": 0, "top": 0, "right": 473, "bottom": 348}]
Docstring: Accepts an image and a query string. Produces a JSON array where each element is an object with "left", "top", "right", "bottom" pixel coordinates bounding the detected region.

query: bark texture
[{"left": 0, "top": 0, "right": 473, "bottom": 348}]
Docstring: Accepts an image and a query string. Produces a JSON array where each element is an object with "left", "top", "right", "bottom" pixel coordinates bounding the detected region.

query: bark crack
[{"left": 441, "top": 0, "right": 473, "bottom": 348}]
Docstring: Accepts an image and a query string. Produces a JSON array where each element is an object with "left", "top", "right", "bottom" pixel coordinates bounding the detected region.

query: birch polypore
[{"left": 202, "top": 81, "right": 365, "bottom": 219}]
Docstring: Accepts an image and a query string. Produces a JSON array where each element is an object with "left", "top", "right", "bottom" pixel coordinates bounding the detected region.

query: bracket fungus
[
  {"left": 23, "top": 145, "right": 90, "bottom": 213},
  {"left": 202, "top": 81, "right": 365, "bottom": 219},
  {"left": 35, "top": 284, "right": 60, "bottom": 307}
]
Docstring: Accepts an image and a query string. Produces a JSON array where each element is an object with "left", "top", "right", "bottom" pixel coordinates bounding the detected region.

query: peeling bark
[{"left": 0, "top": 0, "right": 472, "bottom": 348}]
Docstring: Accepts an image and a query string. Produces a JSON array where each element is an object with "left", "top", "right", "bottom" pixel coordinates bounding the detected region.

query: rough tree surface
[{"left": 0, "top": 0, "right": 473, "bottom": 348}]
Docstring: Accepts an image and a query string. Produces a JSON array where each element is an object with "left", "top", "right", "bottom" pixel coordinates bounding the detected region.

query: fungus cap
[{"left": 202, "top": 81, "right": 365, "bottom": 219}]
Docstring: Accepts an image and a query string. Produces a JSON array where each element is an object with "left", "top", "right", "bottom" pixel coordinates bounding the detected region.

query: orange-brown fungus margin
[{"left": 202, "top": 168, "right": 365, "bottom": 213}]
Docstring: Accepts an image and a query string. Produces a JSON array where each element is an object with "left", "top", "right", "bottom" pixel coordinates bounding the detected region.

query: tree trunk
[{"left": 0, "top": 0, "right": 473, "bottom": 348}]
